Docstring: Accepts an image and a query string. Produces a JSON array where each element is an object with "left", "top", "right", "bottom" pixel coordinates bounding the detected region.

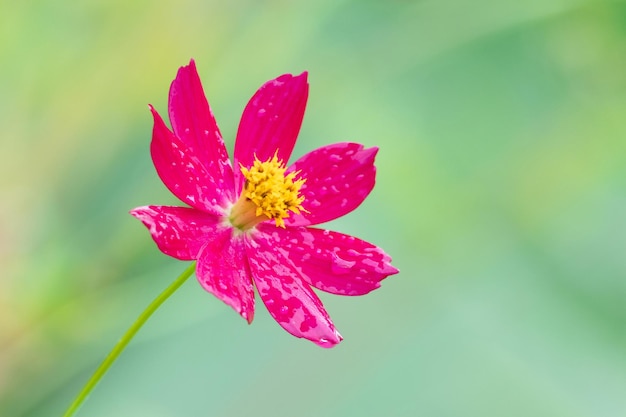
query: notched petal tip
[
  {"left": 291, "top": 71, "right": 308, "bottom": 84},
  {"left": 173, "top": 59, "right": 199, "bottom": 85},
  {"left": 314, "top": 329, "right": 343, "bottom": 348},
  {"left": 274, "top": 70, "right": 308, "bottom": 84}
]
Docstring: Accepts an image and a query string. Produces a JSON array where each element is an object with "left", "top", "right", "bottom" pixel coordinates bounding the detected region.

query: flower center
[{"left": 229, "top": 153, "right": 306, "bottom": 231}]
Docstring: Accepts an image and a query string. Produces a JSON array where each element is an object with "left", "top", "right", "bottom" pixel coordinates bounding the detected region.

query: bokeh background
[{"left": 1, "top": 0, "right": 625, "bottom": 416}]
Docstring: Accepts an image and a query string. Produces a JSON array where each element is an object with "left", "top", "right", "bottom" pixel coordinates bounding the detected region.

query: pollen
[{"left": 230, "top": 153, "right": 306, "bottom": 230}]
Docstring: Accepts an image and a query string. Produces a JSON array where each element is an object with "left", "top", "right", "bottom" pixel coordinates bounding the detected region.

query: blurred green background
[{"left": 1, "top": 0, "right": 625, "bottom": 416}]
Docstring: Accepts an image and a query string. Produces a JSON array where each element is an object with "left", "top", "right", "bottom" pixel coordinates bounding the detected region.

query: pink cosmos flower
[{"left": 131, "top": 60, "right": 398, "bottom": 347}]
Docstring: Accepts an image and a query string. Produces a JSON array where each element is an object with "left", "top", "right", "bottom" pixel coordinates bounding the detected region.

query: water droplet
[
  {"left": 331, "top": 253, "right": 356, "bottom": 274},
  {"left": 315, "top": 337, "right": 338, "bottom": 348}
]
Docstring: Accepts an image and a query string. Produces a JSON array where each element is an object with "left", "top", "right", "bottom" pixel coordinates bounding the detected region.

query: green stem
[{"left": 62, "top": 262, "right": 196, "bottom": 417}]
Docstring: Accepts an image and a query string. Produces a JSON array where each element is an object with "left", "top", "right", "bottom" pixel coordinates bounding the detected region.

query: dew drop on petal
[
  {"left": 331, "top": 253, "right": 356, "bottom": 274},
  {"left": 317, "top": 338, "right": 331, "bottom": 347}
]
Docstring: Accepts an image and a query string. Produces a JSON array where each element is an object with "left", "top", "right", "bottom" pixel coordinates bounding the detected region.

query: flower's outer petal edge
[
  {"left": 233, "top": 72, "right": 309, "bottom": 194},
  {"left": 168, "top": 59, "right": 235, "bottom": 202},
  {"left": 129, "top": 205, "right": 221, "bottom": 260},
  {"left": 149, "top": 105, "right": 229, "bottom": 215},
  {"left": 285, "top": 142, "right": 378, "bottom": 227},
  {"left": 246, "top": 229, "right": 342, "bottom": 348},
  {"left": 257, "top": 223, "right": 398, "bottom": 295},
  {"left": 197, "top": 228, "right": 255, "bottom": 323}
]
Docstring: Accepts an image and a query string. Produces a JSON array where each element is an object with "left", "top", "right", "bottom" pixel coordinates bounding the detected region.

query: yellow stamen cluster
[{"left": 230, "top": 153, "right": 306, "bottom": 230}]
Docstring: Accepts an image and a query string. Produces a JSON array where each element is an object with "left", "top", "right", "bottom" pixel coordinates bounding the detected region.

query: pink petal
[
  {"left": 149, "top": 105, "right": 233, "bottom": 215},
  {"left": 197, "top": 227, "right": 255, "bottom": 323},
  {"left": 233, "top": 72, "right": 309, "bottom": 194},
  {"left": 246, "top": 230, "right": 342, "bottom": 348},
  {"left": 257, "top": 223, "right": 398, "bottom": 295},
  {"left": 284, "top": 143, "right": 378, "bottom": 227},
  {"left": 168, "top": 59, "right": 235, "bottom": 199},
  {"left": 129, "top": 205, "right": 221, "bottom": 260}
]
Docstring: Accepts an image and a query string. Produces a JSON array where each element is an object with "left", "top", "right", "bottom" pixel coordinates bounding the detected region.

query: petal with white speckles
[
  {"left": 233, "top": 72, "right": 309, "bottom": 194},
  {"left": 197, "top": 228, "right": 255, "bottom": 323},
  {"left": 257, "top": 223, "right": 398, "bottom": 295},
  {"left": 246, "top": 229, "right": 342, "bottom": 348},
  {"left": 130, "top": 205, "right": 221, "bottom": 260},
  {"left": 167, "top": 60, "right": 235, "bottom": 203},
  {"left": 285, "top": 143, "right": 377, "bottom": 227},
  {"left": 149, "top": 106, "right": 232, "bottom": 215}
]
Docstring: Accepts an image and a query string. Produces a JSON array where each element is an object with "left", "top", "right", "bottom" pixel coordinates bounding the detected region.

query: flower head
[{"left": 131, "top": 59, "right": 398, "bottom": 347}]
